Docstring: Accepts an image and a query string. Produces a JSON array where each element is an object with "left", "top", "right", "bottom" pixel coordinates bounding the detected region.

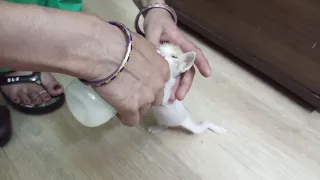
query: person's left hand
[{"left": 143, "top": 8, "right": 211, "bottom": 102}]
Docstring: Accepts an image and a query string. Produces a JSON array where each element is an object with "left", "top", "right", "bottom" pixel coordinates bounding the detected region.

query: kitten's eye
[{"left": 172, "top": 55, "right": 178, "bottom": 58}]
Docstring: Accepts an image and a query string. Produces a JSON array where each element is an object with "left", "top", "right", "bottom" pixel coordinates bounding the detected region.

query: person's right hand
[
  {"left": 84, "top": 23, "right": 170, "bottom": 127},
  {"left": 0, "top": 2, "right": 168, "bottom": 127}
]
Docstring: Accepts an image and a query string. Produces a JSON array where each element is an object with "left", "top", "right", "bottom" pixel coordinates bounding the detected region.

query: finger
[
  {"left": 176, "top": 66, "right": 195, "bottom": 100},
  {"left": 153, "top": 89, "right": 164, "bottom": 106},
  {"left": 117, "top": 112, "right": 140, "bottom": 127},
  {"left": 145, "top": 25, "right": 162, "bottom": 47},
  {"left": 139, "top": 103, "right": 152, "bottom": 115},
  {"left": 169, "top": 76, "right": 181, "bottom": 102},
  {"left": 162, "top": 33, "right": 211, "bottom": 77}
]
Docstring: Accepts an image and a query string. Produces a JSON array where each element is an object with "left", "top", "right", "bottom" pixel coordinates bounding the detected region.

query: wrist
[
  {"left": 134, "top": 0, "right": 166, "bottom": 10},
  {"left": 68, "top": 20, "right": 129, "bottom": 84},
  {"left": 134, "top": 1, "right": 177, "bottom": 36},
  {"left": 60, "top": 17, "right": 126, "bottom": 82}
]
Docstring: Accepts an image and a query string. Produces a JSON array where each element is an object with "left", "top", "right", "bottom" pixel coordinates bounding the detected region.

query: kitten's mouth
[{"left": 160, "top": 40, "right": 169, "bottom": 44}]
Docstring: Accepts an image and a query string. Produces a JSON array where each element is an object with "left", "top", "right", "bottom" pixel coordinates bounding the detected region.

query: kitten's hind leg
[
  {"left": 148, "top": 125, "right": 168, "bottom": 133},
  {"left": 180, "top": 118, "right": 227, "bottom": 134},
  {"left": 205, "top": 122, "right": 227, "bottom": 134}
]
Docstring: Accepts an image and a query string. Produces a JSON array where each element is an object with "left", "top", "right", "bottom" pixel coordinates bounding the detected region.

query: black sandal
[{"left": 0, "top": 72, "right": 65, "bottom": 115}]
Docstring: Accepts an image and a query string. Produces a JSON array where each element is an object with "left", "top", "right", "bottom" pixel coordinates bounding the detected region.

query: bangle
[
  {"left": 134, "top": 3, "right": 177, "bottom": 36},
  {"left": 80, "top": 21, "right": 133, "bottom": 87}
]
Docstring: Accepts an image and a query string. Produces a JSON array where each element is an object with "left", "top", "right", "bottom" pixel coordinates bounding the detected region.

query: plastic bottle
[{"left": 65, "top": 78, "right": 117, "bottom": 127}]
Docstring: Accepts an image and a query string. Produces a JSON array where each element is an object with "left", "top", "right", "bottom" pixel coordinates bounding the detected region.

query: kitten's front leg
[{"left": 148, "top": 125, "right": 168, "bottom": 133}]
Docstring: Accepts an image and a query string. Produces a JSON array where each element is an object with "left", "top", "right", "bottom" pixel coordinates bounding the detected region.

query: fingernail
[{"left": 53, "top": 85, "right": 61, "bottom": 90}]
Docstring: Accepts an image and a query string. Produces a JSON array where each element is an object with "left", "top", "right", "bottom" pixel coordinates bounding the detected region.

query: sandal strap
[{"left": 0, "top": 72, "right": 42, "bottom": 86}]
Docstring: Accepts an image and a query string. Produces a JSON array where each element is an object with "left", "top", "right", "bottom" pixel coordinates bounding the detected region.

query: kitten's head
[{"left": 157, "top": 43, "right": 196, "bottom": 77}]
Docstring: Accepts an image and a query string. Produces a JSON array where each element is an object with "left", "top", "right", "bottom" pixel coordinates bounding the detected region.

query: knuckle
[
  {"left": 122, "top": 100, "right": 139, "bottom": 115},
  {"left": 153, "top": 77, "right": 166, "bottom": 92},
  {"left": 161, "top": 63, "right": 170, "bottom": 80},
  {"left": 159, "top": 79, "right": 166, "bottom": 90},
  {"left": 140, "top": 104, "right": 151, "bottom": 115},
  {"left": 182, "top": 75, "right": 192, "bottom": 84},
  {"left": 146, "top": 91, "right": 156, "bottom": 103},
  {"left": 123, "top": 120, "right": 137, "bottom": 127},
  {"left": 141, "top": 87, "right": 156, "bottom": 105},
  {"left": 195, "top": 46, "right": 202, "bottom": 52},
  {"left": 153, "top": 94, "right": 164, "bottom": 106}
]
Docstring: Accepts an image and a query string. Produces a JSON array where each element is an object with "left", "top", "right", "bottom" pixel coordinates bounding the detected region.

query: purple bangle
[
  {"left": 80, "top": 21, "right": 133, "bottom": 87},
  {"left": 134, "top": 3, "right": 177, "bottom": 36}
]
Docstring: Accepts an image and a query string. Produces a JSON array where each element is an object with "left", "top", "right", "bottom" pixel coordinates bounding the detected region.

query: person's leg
[
  {"left": 1, "top": 0, "right": 82, "bottom": 115},
  {"left": 0, "top": 105, "right": 12, "bottom": 147}
]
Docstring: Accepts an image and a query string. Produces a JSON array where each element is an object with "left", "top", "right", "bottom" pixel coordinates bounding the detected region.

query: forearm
[
  {"left": 0, "top": 2, "right": 109, "bottom": 79},
  {"left": 133, "top": 0, "right": 166, "bottom": 9}
]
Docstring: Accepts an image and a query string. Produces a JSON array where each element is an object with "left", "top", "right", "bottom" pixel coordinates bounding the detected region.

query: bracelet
[
  {"left": 80, "top": 21, "right": 133, "bottom": 87},
  {"left": 134, "top": 3, "right": 177, "bottom": 36}
]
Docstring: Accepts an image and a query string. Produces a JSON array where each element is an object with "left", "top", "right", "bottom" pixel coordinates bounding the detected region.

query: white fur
[{"left": 150, "top": 43, "right": 227, "bottom": 134}]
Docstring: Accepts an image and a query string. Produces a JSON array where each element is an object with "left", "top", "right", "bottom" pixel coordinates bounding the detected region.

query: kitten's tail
[{"left": 180, "top": 117, "right": 227, "bottom": 134}]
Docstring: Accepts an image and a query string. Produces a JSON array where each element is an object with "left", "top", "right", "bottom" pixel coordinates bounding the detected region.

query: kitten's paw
[
  {"left": 148, "top": 125, "right": 167, "bottom": 133},
  {"left": 206, "top": 122, "right": 227, "bottom": 134}
]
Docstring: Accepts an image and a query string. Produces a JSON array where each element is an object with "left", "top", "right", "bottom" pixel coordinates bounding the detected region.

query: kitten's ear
[{"left": 178, "top": 51, "right": 196, "bottom": 73}]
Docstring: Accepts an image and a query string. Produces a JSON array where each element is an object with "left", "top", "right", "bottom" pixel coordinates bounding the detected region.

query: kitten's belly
[
  {"left": 152, "top": 101, "right": 188, "bottom": 127},
  {"left": 162, "top": 77, "right": 176, "bottom": 105}
]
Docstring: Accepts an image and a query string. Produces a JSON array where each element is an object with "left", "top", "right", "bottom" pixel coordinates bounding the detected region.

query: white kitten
[{"left": 149, "top": 43, "right": 227, "bottom": 134}]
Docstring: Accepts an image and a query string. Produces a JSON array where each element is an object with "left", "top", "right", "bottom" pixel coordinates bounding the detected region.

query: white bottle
[{"left": 65, "top": 78, "right": 117, "bottom": 127}]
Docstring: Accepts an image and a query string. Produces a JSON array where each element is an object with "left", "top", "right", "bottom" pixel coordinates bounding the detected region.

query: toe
[
  {"left": 19, "top": 94, "right": 31, "bottom": 105},
  {"left": 38, "top": 90, "right": 51, "bottom": 102},
  {"left": 39, "top": 91, "right": 51, "bottom": 102},
  {"left": 29, "top": 85, "right": 51, "bottom": 102},
  {"left": 30, "top": 92, "right": 41, "bottom": 104},
  {"left": 47, "top": 82, "right": 63, "bottom": 96},
  {"left": 1, "top": 86, "right": 21, "bottom": 104},
  {"left": 41, "top": 73, "right": 64, "bottom": 96},
  {"left": 9, "top": 93, "right": 20, "bottom": 104}
]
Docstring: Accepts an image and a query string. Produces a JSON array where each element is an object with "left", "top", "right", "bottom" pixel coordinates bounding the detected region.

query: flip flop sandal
[{"left": 0, "top": 72, "right": 65, "bottom": 115}]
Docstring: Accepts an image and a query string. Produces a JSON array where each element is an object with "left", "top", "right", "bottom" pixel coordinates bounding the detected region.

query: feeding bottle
[{"left": 65, "top": 78, "right": 117, "bottom": 127}]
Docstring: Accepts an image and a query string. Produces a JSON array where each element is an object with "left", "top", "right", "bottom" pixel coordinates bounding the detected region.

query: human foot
[
  {"left": 1, "top": 71, "right": 63, "bottom": 105},
  {"left": 0, "top": 71, "right": 65, "bottom": 115}
]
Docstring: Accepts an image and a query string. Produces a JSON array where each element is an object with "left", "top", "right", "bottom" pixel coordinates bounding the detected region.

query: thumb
[
  {"left": 116, "top": 112, "right": 140, "bottom": 127},
  {"left": 145, "top": 25, "right": 162, "bottom": 47}
]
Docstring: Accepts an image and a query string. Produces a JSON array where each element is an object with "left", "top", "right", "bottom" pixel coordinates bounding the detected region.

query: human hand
[
  {"left": 143, "top": 8, "right": 211, "bottom": 101},
  {"left": 85, "top": 23, "right": 169, "bottom": 127}
]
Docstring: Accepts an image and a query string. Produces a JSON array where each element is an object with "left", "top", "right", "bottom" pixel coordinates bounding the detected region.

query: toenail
[{"left": 53, "top": 85, "right": 61, "bottom": 90}]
